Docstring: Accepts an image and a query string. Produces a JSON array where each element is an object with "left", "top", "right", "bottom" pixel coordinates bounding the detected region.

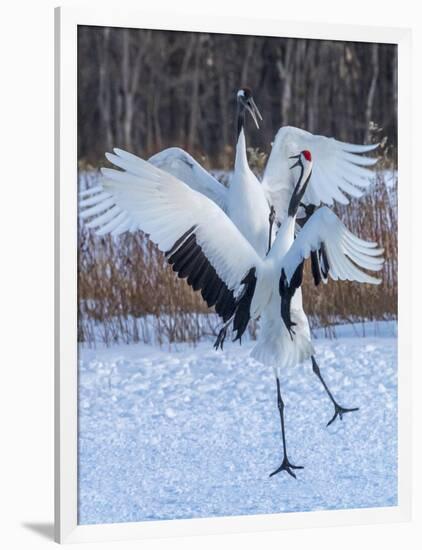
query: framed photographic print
[{"left": 55, "top": 5, "right": 412, "bottom": 544}]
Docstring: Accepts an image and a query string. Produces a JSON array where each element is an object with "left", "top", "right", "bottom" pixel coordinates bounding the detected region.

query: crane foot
[
  {"left": 269, "top": 457, "right": 303, "bottom": 479},
  {"left": 327, "top": 403, "right": 359, "bottom": 427},
  {"left": 214, "top": 325, "right": 228, "bottom": 350}
]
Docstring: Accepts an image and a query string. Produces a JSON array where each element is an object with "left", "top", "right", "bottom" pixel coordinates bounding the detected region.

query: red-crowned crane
[
  {"left": 79, "top": 141, "right": 383, "bottom": 477},
  {"left": 144, "top": 89, "right": 381, "bottom": 474}
]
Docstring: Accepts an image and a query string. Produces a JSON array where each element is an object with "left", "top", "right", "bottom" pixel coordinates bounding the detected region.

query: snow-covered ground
[{"left": 78, "top": 322, "right": 397, "bottom": 524}]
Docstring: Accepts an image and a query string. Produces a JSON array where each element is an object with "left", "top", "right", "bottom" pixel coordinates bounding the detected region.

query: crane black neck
[
  {"left": 236, "top": 103, "right": 246, "bottom": 140},
  {"left": 288, "top": 165, "right": 312, "bottom": 218}
]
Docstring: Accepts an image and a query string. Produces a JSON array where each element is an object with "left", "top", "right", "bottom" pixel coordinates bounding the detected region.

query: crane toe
[
  {"left": 326, "top": 404, "right": 360, "bottom": 427},
  {"left": 269, "top": 457, "right": 304, "bottom": 479}
]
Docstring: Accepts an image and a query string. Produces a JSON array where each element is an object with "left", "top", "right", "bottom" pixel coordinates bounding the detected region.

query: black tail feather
[
  {"left": 279, "top": 262, "right": 304, "bottom": 338},
  {"left": 310, "top": 245, "right": 329, "bottom": 286},
  {"left": 310, "top": 250, "right": 322, "bottom": 286},
  {"left": 232, "top": 268, "right": 257, "bottom": 343},
  {"left": 319, "top": 243, "right": 329, "bottom": 281}
]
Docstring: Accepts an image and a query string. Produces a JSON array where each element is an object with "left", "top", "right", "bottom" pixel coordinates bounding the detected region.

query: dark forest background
[
  {"left": 77, "top": 26, "right": 397, "bottom": 345},
  {"left": 78, "top": 26, "right": 397, "bottom": 167}
]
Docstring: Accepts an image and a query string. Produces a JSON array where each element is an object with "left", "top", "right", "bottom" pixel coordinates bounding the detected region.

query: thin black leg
[
  {"left": 266, "top": 205, "right": 276, "bottom": 255},
  {"left": 269, "top": 377, "right": 303, "bottom": 478},
  {"left": 311, "top": 356, "right": 359, "bottom": 427}
]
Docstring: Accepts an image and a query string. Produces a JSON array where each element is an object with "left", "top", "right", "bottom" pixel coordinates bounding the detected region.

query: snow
[
  {"left": 77, "top": 322, "right": 397, "bottom": 525},
  {"left": 311, "top": 320, "right": 397, "bottom": 339}
]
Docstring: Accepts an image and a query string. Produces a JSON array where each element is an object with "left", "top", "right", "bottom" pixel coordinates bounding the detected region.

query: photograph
[{"left": 76, "top": 25, "right": 398, "bottom": 525}]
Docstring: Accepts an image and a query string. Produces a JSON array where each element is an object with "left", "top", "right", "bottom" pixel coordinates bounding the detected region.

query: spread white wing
[
  {"left": 79, "top": 149, "right": 261, "bottom": 321},
  {"left": 262, "top": 126, "right": 378, "bottom": 224},
  {"left": 281, "top": 207, "right": 384, "bottom": 285},
  {"left": 148, "top": 147, "right": 228, "bottom": 212}
]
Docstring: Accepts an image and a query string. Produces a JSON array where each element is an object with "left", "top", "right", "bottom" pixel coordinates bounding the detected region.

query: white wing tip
[
  {"left": 101, "top": 167, "right": 118, "bottom": 178},
  {"left": 362, "top": 142, "right": 380, "bottom": 153},
  {"left": 105, "top": 151, "right": 118, "bottom": 165}
]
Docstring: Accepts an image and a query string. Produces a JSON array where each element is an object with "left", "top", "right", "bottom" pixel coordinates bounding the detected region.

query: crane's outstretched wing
[
  {"left": 278, "top": 207, "right": 383, "bottom": 337},
  {"left": 147, "top": 147, "right": 228, "bottom": 212},
  {"left": 262, "top": 126, "right": 378, "bottom": 224},
  {"left": 281, "top": 207, "right": 384, "bottom": 286},
  {"left": 79, "top": 151, "right": 261, "bottom": 323}
]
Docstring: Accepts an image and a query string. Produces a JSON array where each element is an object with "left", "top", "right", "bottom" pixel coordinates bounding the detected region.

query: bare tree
[
  {"left": 365, "top": 44, "right": 380, "bottom": 142},
  {"left": 77, "top": 27, "right": 397, "bottom": 165},
  {"left": 275, "top": 39, "right": 294, "bottom": 125}
]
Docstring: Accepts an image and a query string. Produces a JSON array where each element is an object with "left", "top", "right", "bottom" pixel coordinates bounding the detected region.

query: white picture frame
[{"left": 55, "top": 6, "right": 412, "bottom": 543}]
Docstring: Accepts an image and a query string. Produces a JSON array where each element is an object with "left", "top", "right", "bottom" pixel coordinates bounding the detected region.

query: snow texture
[{"left": 78, "top": 322, "right": 397, "bottom": 525}]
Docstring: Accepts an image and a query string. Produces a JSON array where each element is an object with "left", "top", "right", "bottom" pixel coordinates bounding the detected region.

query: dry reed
[{"left": 78, "top": 158, "right": 397, "bottom": 346}]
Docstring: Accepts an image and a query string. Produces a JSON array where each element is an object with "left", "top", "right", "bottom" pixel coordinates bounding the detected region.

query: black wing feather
[{"left": 165, "top": 226, "right": 237, "bottom": 321}]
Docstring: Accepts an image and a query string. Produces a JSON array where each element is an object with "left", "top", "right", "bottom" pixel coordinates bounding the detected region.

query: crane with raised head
[{"left": 79, "top": 145, "right": 383, "bottom": 477}]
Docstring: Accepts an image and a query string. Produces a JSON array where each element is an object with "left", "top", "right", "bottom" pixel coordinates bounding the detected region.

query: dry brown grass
[{"left": 78, "top": 162, "right": 397, "bottom": 346}]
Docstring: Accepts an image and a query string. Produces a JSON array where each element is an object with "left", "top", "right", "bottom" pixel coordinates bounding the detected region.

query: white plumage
[
  {"left": 227, "top": 128, "right": 271, "bottom": 257},
  {"left": 148, "top": 147, "right": 228, "bottom": 212},
  {"left": 251, "top": 289, "right": 314, "bottom": 370},
  {"left": 149, "top": 92, "right": 270, "bottom": 257},
  {"left": 251, "top": 207, "right": 383, "bottom": 369},
  {"left": 262, "top": 126, "right": 378, "bottom": 224},
  {"left": 280, "top": 207, "right": 383, "bottom": 285},
  {"left": 148, "top": 126, "right": 378, "bottom": 231},
  {"left": 140, "top": 108, "right": 380, "bottom": 374},
  {"left": 79, "top": 86, "right": 384, "bottom": 477},
  {"left": 79, "top": 150, "right": 383, "bottom": 370}
]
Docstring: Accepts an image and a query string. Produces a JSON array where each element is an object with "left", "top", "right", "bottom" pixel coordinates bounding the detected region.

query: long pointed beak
[
  {"left": 289, "top": 154, "right": 301, "bottom": 169},
  {"left": 246, "top": 98, "right": 263, "bottom": 129},
  {"left": 250, "top": 98, "right": 263, "bottom": 121}
]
